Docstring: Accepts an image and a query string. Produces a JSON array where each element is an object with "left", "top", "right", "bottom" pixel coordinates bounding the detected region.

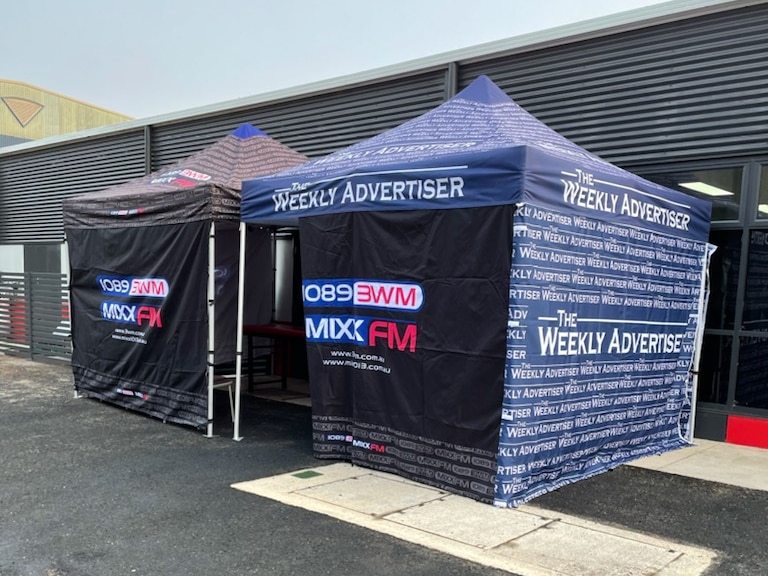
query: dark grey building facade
[{"left": 1, "top": 0, "right": 767, "bottom": 446}]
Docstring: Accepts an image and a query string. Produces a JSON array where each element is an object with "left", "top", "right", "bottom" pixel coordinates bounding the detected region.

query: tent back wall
[{"left": 302, "top": 206, "right": 515, "bottom": 503}]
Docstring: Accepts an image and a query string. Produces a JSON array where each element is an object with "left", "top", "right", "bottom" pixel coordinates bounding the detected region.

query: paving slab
[
  {"left": 495, "top": 514, "right": 680, "bottom": 576},
  {"left": 388, "top": 495, "right": 551, "bottom": 549},
  {"left": 299, "top": 474, "right": 445, "bottom": 516},
  {"left": 628, "top": 439, "right": 768, "bottom": 492}
]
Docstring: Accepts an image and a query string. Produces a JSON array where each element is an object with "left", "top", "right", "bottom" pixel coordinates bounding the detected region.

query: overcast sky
[{"left": 4, "top": 0, "right": 673, "bottom": 120}]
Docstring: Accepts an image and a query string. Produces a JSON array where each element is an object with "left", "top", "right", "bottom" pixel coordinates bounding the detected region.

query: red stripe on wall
[{"left": 726, "top": 415, "right": 768, "bottom": 449}]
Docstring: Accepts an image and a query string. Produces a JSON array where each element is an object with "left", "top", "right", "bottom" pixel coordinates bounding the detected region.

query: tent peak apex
[{"left": 231, "top": 123, "right": 268, "bottom": 139}]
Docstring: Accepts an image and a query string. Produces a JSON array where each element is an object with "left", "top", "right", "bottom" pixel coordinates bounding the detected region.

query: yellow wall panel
[{"left": 0, "top": 80, "right": 132, "bottom": 144}]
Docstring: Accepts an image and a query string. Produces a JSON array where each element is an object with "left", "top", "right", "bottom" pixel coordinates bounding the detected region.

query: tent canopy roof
[
  {"left": 240, "top": 76, "right": 711, "bottom": 242},
  {"left": 63, "top": 123, "right": 307, "bottom": 228}
]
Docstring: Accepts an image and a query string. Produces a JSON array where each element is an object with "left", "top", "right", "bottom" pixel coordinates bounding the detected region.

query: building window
[
  {"left": 706, "top": 229, "right": 741, "bottom": 330},
  {"left": 24, "top": 244, "right": 61, "bottom": 273},
  {"left": 639, "top": 167, "right": 743, "bottom": 222},
  {"left": 698, "top": 334, "right": 731, "bottom": 405},
  {"left": 742, "top": 229, "right": 768, "bottom": 331},
  {"left": 691, "top": 229, "right": 740, "bottom": 406},
  {"left": 736, "top": 336, "right": 768, "bottom": 409},
  {"left": 733, "top": 228, "right": 768, "bottom": 409},
  {"left": 757, "top": 165, "right": 768, "bottom": 220}
]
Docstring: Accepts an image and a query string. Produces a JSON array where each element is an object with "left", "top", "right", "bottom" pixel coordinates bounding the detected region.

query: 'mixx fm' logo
[
  {"left": 303, "top": 279, "right": 422, "bottom": 352},
  {"left": 97, "top": 275, "right": 167, "bottom": 328}
]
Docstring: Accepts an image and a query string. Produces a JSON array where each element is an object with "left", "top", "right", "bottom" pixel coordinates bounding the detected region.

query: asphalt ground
[{"left": 2, "top": 354, "right": 767, "bottom": 576}]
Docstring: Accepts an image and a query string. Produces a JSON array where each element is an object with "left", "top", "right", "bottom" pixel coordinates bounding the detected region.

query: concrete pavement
[
  {"left": 629, "top": 438, "right": 768, "bottom": 492},
  {"left": 232, "top": 462, "right": 716, "bottom": 575}
]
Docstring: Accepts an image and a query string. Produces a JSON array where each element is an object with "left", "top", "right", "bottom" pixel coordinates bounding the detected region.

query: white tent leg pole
[
  {"left": 205, "top": 222, "right": 216, "bottom": 438},
  {"left": 687, "top": 244, "right": 716, "bottom": 442},
  {"left": 64, "top": 236, "right": 79, "bottom": 399},
  {"left": 233, "top": 222, "right": 247, "bottom": 441}
]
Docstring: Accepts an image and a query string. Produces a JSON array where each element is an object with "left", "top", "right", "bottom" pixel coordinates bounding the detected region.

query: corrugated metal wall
[
  {"left": 0, "top": 130, "right": 147, "bottom": 243},
  {"left": 149, "top": 70, "right": 447, "bottom": 168},
  {"left": 2, "top": 6, "right": 766, "bottom": 245},
  {"left": 458, "top": 4, "right": 768, "bottom": 165}
]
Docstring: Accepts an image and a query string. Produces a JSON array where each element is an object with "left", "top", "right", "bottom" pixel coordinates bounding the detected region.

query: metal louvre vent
[
  {"left": 248, "top": 71, "right": 449, "bottom": 158},
  {"left": 458, "top": 5, "right": 768, "bottom": 165},
  {"left": 0, "top": 272, "right": 70, "bottom": 361},
  {"left": 150, "top": 121, "right": 249, "bottom": 169},
  {"left": 150, "top": 70, "right": 448, "bottom": 168},
  {"left": 0, "top": 131, "right": 146, "bottom": 243}
]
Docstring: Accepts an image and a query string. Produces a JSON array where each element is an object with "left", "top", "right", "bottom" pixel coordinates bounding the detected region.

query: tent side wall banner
[
  {"left": 496, "top": 146, "right": 712, "bottom": 506},
  {"left": 241, "top": 76, "right": 713, "bottom": 506},
  {"left": 67, "top": 221, "right": 210, "bottom": 424}
]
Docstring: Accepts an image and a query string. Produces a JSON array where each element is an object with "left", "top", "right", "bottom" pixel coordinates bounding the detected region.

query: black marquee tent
[
  {"left": 63, "top": 124, "right": 307, "bottom": 439},
  {"left": 240, "top": 77, "right": 714, "bottom": 506}
]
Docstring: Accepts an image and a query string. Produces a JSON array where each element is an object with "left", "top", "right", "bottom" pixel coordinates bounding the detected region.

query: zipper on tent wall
[
  {"left": 205, "top": 222, "right": 216, "bottom": 438},
  {"left": 271, "top": 228, "right": 278, "bottom": 322}
]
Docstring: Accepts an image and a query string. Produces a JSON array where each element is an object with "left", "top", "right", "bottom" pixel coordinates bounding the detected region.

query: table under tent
[
  {"left": 239, "top": 76, "right": 714, "bottom": 507},
  {"left": 62, "top": 124, "right": 307, "bottom": 439}
]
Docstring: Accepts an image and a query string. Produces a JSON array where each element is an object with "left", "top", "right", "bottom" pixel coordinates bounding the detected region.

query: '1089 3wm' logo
[
  {"left": 303, "top": 279, "right": 422, "bottom": 352},
  {"left": 98, "top": 275, "right": 167, "bottom": 328}
]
